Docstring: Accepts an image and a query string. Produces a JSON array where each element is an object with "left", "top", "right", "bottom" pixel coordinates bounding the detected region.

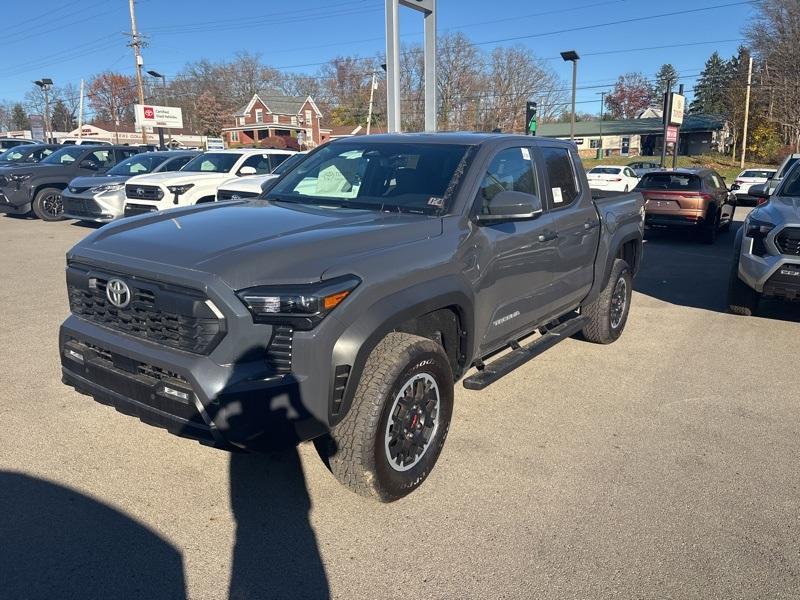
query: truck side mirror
[
  {"left": 238, "top": 166, "right": 257, "bottom": 176},
  {"left": 750, "top": 183, "right": 770, "bottom": 200},
  {"left": 79, "top": 159, "right": 99, "bottom": 171},
  {"left": 476, "top": 190, "right": 543, "bottom": 224}
]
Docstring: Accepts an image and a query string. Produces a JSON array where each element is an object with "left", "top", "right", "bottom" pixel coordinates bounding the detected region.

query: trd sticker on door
[{"left": 493, "top": 311, "right": 520, "bottom": 327}]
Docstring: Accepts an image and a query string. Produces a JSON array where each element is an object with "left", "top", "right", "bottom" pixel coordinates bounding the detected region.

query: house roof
[
  {"left": 234, "top": 92, "right": 318, "bottom": 117},
  {"left": 538, "top": 114, "right": 727, "bottom": 138},
  {"left": 328, "top": 124, "right": 389, "bottom": 137}
]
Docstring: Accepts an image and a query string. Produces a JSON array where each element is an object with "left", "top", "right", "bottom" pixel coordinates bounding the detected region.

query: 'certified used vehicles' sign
[{"left": 135, "top": 104, "right": 184, "bottom": 129}]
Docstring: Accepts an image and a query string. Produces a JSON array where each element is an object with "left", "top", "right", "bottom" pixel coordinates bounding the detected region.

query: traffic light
[{"left": 526, "top": 101, "right": 538, "bottom": 136}]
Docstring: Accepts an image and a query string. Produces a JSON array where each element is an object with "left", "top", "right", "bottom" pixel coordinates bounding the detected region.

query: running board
[{"left": 462, "top": 315, "right": 587, "bottom": 390}]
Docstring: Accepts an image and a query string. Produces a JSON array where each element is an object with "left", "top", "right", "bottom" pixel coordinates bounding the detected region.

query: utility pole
[
  {"left": 78, "top": 79, "right": 84, "bottom": 139},
  {"left": 660, "top": 78, "right": 672, "bottom": 167},
  {"left": 34, "top": 79, "right": 53, "bottom": 142},
  {"left": 740, "top": 55, "right": 754, "bottom": 169},
  {"left": 366, "top": 71, "right": 377, "bottom": 135},
  {"left": 128, "top": 0, "right": 148, "bottom": 144},
  {"left": 597, "top": 91, "right": 605, "bottom": 158}
]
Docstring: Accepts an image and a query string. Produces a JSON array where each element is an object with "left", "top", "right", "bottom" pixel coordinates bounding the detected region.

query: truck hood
[
  {"left": 127, "top": 171, "right": 231, "bottom": 186},
  {"left": 218, "top": 174, "right": 278, "bottom": 194},
  {"left": 70, "top": 200, "right": 442, "bottom": 290},
  {"left": 0, "top": 163, "right": 66, "bottom": 177},
  {"left": 69, "top": 174, "right": 129, "bottom": 189},
  {"left": 756, "top": 195, "right": 800, "bottom": 225}
]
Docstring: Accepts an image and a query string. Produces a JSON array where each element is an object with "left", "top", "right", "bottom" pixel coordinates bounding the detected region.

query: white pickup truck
[{"left": 123, "top": 148, "right": 295, "bottom": 216}]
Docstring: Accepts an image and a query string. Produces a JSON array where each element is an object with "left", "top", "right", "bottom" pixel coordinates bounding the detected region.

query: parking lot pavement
[{"left": 1, "top": 210, "right": 799, "bottom": 600}]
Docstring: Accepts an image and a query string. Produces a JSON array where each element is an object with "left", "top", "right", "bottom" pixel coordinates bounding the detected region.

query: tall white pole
[
  {"left": 740, "top": 56, "right": 754, "bottom": 169},
  {"left": 366, "top": 71, "right": 377, "bottom": 135},
  {"left": 78, "top": 79, "right": 84, "bottom": 139},
  {"left": 385, "top": 0, "right": 401, "bottom": 133}
]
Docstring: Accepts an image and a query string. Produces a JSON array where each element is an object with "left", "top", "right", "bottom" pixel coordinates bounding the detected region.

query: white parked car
[
  {"left": 731, "top": 168, "right": 777, "bottom": 203},
  {"left": 123, "top": 148, "right": 295, "bottom": 217},
  {"left": 627, "top": 160, "right": 662, "bottom": 177},
  {"left": 586, "top": 165, "right": 640, "bottom": 193},
  {"left": 216, "top": 151, "right": 308, "bottom": 200}
]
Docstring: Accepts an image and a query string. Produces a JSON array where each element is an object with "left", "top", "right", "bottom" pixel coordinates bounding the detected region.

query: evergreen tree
[
  {"left": 689, "top": 52, "right": 730, "bottom": 114},
  {"left": 653, "top": 64, "right": 679, "bottom": 98},
  {"left": 50, "top": 99, "right": 75, "bottom": 132},
  {"left": 11, "top": 103, "right": 29, "bottom": 130}
]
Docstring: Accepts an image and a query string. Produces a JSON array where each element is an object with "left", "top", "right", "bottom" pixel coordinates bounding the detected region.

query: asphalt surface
[{"left": 1, "top": 208, "right": 798, "bottom": 600}]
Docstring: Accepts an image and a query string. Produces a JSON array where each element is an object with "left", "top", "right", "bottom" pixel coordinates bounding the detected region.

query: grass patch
[{"left": 581, "top": 153, "right": 774, "bottom": 182}]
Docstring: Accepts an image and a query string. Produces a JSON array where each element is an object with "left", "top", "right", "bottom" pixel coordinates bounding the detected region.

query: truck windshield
[
  {"left": 181, "top": 152, "right": 241, "bottom": 173},
  {"left": 778, "top": 164, "right": 800, "bottom": 196},
  {"left": 108, "top": 154, "right": 168, "bottom": 176},
  {"left": 636, "top": 173, "right": 701, "bottom": 191},
  {"left": 267, "top": 142, "right": 471, "bottom": 214},
  {"left": 0, "top": 145, "right": 37, "bottom": 162},
  {"left": 41, "top": 146, "right": 85, "bottom": 165}
]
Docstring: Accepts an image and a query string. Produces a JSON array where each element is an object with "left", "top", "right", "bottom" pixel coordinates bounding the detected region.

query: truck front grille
[
  {"left": 217, "top": 189, "right": 260, "bottom": 201},
  {"left": 124, "top": 204, "right": 158, "bottom": 218},
  {"left": 776, "top": 227, "right": 800, "bottom": 256},
  {"left": 125, "top": 184, "right": 163, "bottom": 201},
  {"left": 67, "top": 270, "right": 225, "bottom": 355}
]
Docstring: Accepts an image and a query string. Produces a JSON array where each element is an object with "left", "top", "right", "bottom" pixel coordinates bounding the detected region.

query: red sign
[
  {"left": 666, "top": 126, "right": 678, "bottom": 143},
  {"left": 143, "top": 106, "right": 155, "bottom": 120}
]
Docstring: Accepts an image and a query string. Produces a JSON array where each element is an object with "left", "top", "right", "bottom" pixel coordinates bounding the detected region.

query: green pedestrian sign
[
  {"left": 528, "top": 116, "right": 537, "bottom": 135},
  {"left": 525, "top": 101, "right": 537, "bottom": 136}
]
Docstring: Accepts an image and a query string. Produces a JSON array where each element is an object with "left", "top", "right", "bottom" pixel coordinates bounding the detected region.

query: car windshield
[
  {"left": 267, "top": 142, "right": 471, "bottom": 214},
  {"left": 636, "top": 173, "right": 701, "bottom": 191},
  {"left": 0, "top": 145, "right": 36, "bottom": 162},
  {"left": 41, "top": 146, "right": 85, "bottom": 165},
  {"left": 589, "top": 167, "right": 621, "bottom": 175},
  {"left": 271, "top": 152, "right": 307, "bottom": 175},
  {"left": 181, "top": 152, "right": 241, "bottom": 173},
  {"left": 741, "top": 170, "right": 774, "bottom": 179},
  {"left": 108, "top": 154, "right": 168, "bottom": 176}
]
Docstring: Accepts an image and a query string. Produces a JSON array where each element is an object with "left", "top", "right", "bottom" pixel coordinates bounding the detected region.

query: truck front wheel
[
  {"left": 580, "top": 258, "right": 632, "bottom": 344},
  {"left": 319, "top": 332, "right": 454, "bottom": 502},
  {"left": 727, "top": 260, "right": 760, "bottom": 316}
]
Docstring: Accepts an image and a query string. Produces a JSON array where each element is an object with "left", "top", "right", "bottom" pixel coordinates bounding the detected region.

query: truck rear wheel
[
  {"left": 32, "top": 187, "right": 65, "bottom": 221},
  {"left": 319, "top": 332, "right": 454, "bottom": 502},
  {"left": 580, "top": 258, "right": 632, "bottom": 344}
]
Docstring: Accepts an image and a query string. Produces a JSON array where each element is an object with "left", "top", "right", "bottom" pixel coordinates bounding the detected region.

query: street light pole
[
  {"left": 147, "top": 70, "right": 167, "bottom": 149},
  {"left": 34, "top": 78, "right": 53, "bottom": 142},
  {"left": 561, "top": 51, "right": 580, "bottom": 143}
]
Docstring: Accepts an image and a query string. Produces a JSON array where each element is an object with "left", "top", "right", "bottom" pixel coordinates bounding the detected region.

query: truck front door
[{"left": 469, "top": 146, "right": 559, "bottom": 354}]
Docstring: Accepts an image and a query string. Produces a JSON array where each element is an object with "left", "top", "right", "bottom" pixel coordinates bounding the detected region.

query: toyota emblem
[
  {"left": 106, "top": 278, "right": 131, "bottom": 308},
  {"left": 136, "top": 187, "right": 145, "bottom": 196},
  {"left": 231, "top": 194, "right": 241, "bottom": 200}
]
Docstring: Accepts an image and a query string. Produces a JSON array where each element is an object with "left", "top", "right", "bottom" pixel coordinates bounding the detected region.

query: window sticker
[
  {"left": 521, "top": 148, "right": 531, "bottom": 160},
  {"left": 552, "top": 187, "right": 564, "bottom": 204},
  {"left": 427, "top": 197, "right": 444, "bottom": 207}
]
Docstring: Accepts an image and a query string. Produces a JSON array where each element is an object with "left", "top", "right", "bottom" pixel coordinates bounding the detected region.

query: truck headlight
[
  {"left": 237, "top": 275, "right": 360, "bottom": 330},
  {"left": 745, "top": 217, "right": 775, "bottom": 257},
  {"left": 167, "top": 184, "right": 194, "bottom": 195},
  {"left": 89, "top": 183, "right": 124, "bottom": 193}
]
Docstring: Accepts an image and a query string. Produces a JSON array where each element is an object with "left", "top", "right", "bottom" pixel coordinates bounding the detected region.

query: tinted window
[
  {"left": 778, "top": 163, "right": 800, "bottom": 196},
  {"left": 87, "top": 150, "right": 113, "bottom": 168},
  {"left": 541, "top": 147, "right": 579, "bottom": 206},
  {"left": 477, "top": 147, "right": 537, "bottom": 215},
  {"left": 269, "top": 153, "right": 290, "bottom": 171},
  {"left": 709, "top": 173, "right": 723, "bottom": 189},
  {"left": 779, "top": 157, "right": 799, "bottom": 178},
  {"left": 742, "top": 170, "right": 774, "bottom": 178},
  {"left": 636, "top": 173, "right": 701, "bottom": 191},
  {"left": 269, "top": 142, "right": 470, "bottom": 214},
  {"left": 159, "top": 155, "right": 193, "bottom": 172},
  {"left": 41, "top": 146, "right": 85, "bottom": 164},
  {"left": 589, "top": 167, "right": 621, "bottom": 175},
  {"left": 240, "top": 154, "right": 272, "bottom": 175},
  {"left": 182, "top": 152, "right": 241, "bottom": 173},
  {"left": 108, "top": 154, "right": 168, "bottom": 175},
  {"left": 271, "top": 152, "right": 306, "bottom": 175}
]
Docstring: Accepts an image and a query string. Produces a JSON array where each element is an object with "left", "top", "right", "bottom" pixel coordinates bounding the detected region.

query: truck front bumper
[{"left": 60, "top": 314, "right": 334, "bottom": 452}]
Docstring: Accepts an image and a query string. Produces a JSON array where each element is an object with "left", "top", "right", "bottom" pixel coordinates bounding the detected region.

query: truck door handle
[
  {"left": 538, "top": 231, "right": 558, "bottom": 242},
  {"left": 584, "top": 220, "right": 600, "bottom": 230}
]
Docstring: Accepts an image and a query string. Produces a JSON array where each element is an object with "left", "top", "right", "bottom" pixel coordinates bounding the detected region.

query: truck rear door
[{"left": 537, "top": 145, "right": 601, "bottom": 312}]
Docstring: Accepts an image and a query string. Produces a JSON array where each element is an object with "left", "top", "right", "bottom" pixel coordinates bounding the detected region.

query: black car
[
  {"left": 0, "top": 145, "right": 142, "bottom": 221},
  {"left": 0, "top": 144, "right": 61, "bottom": 166}
]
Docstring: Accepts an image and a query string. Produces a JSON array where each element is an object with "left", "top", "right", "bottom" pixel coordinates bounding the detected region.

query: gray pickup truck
[{"left": 59, "top": 133, "right": 644, "bottom": 501}]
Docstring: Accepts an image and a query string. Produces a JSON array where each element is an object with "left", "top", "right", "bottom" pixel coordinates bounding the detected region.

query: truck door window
[
  {"left": 240, "top": 154, "right": 272, "bottom": 175},
  {"left": 269, "top": 154, "right": 290, "bottom": 171},
  {"left": 477, "top": 147, "right": 537, "bottom": 215},
  {"left": 541, "top": 147, "right": 580, "bottom": 208}
]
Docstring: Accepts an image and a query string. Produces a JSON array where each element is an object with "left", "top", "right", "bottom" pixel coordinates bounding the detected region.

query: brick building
[{"left": 222, "top": 92, "right": 329, "bottom": 148}]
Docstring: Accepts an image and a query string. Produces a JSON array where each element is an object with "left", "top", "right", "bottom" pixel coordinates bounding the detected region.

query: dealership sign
[
  {"left": 134, "top": 104, "right": 183, "bottom": 129},
  {"left": 668, "top": 93, "right": 685, "bottom": 126}
]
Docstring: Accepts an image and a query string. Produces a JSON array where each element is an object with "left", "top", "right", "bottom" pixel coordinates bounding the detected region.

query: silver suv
[{"left": 728, "top": 164, "right": 800, "bottom": 315}]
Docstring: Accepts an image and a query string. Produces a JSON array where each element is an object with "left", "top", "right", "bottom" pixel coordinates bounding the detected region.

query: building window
[
  {"left": 238, "top": 116, "right": 244, "bottom": 126},
  {"left": 291, "top": 116, "right": 298, "bottom": 125},
  {"left": 590, "top": 139, "right": 601, "bottom": 149},
  {"left": 305, "top": 110, "right": 313, "bottom": 124},
  {"left": 255, "top": 109, "right": 263, "bottom": 123},
  {"left": 273, "top": 114, "right": 280, "bottom": 124},
  {"left": 231, "top": 131, "right": 239, "bottom": 142}
]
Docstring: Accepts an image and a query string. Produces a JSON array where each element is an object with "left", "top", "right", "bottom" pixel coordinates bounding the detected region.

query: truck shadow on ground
[
  {"left": 0, "top": 471, "right": 188, "bottom": 600},
  {"left": 635, "top": 223, "right": 800, "bottom": 323}
]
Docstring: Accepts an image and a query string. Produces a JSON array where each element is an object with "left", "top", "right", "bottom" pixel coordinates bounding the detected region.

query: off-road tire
[
  {"left": 580, "top": 258, "right": 632, "bottom": 344},
  {"left": 318, "top": 332, "right": 454, "bottom": 502},
  {"left": 32, "top": 187, "right": 65, "bottom": 221},
  {"left": 727, "top": 259, "right": 760, "bottom": 316}
]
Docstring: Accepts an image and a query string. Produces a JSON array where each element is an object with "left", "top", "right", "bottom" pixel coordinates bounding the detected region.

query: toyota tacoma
[{"left": 60, "top": 133, "right": 644, "bottom": 502}]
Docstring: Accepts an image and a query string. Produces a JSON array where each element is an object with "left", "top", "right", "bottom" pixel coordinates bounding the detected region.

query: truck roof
[{"left": 329, "top": 132, "right": 575, "bottom": 148}]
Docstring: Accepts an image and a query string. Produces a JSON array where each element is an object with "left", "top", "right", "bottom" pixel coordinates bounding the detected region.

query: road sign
[
  {"left": 668, "top": 93, "right": 685, "bottom": 126},
  {"left": 206, "top": 137, "right": 225, "bottom": 150},
  {"left": 666, "top": 125, "right": 678, "bottom": 143},
  {"left": 29, "top": 115, "right": 44, "bottom": 141},
  {"left": 134, "top": 104, "right": 183, "bottom": 130}
]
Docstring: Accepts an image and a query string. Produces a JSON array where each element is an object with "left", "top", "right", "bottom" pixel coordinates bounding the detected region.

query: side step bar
[{"left": 462, "top": 315, "right": 587, "bottom": 391}]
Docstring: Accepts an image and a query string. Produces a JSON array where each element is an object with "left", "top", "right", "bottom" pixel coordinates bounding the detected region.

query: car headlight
[
  {"left": 237, "top": 275, "right": 360, "bottom": 330},
  {"left": 89, "top": 183, "right": 124, "bottom": 193},
  {"left": 167, "top": 184, "right": 194, "bottom": 195},
  {"left": 10, "top": 173, "right": 31, "bottom": 182},
  {"left": 745, "top": 217, "right": 775, "bottom": 257}
]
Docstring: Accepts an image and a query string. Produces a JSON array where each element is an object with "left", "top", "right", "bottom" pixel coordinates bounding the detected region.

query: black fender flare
[
  {"left": 329, "top": 278, "right": 474, "bottom": 425},
  {"left": 584, "top": 227, "right": 643, "bottom": 306}
]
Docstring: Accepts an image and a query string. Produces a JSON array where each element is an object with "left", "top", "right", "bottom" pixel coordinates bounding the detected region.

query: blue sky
[{"left": 1, "top": 0, "right": 754, "bottom": 112}]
